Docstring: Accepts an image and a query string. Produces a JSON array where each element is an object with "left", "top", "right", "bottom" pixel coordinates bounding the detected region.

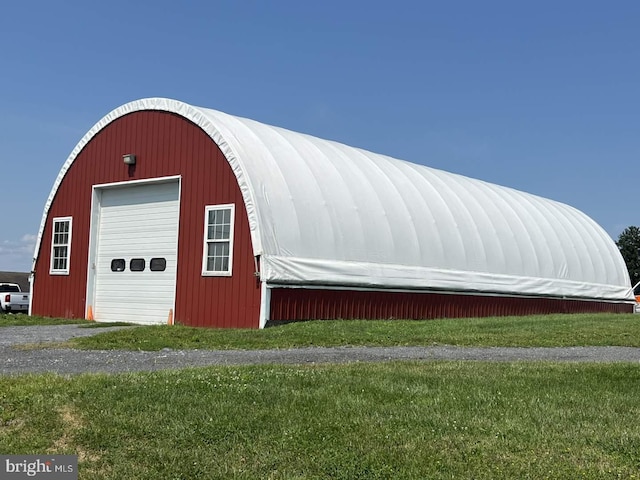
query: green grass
[
  {"left": 0, "top": 313, "right": 89, "bottom": 327},
  {"left": 1, "top": 362, "right": 639, "bottom": 479},
  {"left": 65, "top": 313, "right": 640, "bottom": 350},
  {"left": 5, "top": 312, "right": 640, "bottom": 350},
  {"left": 0, "top": 313, "right": 130, "bottom": 328},
  {"left": 4, "top": 313, "right": 640, "bottom": 477}
]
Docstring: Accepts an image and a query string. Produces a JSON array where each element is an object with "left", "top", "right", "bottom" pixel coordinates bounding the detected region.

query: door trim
[{"left": 85, "top": 175, "right": 182, "bottom": 321}]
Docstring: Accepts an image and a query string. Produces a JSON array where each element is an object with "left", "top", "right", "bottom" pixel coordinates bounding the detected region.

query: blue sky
[{"left": 1, "top": 0, "right": 638, "bottom": 271}]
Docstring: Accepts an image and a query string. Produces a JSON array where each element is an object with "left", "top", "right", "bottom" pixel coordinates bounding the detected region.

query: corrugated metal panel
[
  {"left": 32, "top": 111, "right": 261, "bottom": 327},
  {"left": 269, "top": 288, "right": 633, "bottom": 321}
]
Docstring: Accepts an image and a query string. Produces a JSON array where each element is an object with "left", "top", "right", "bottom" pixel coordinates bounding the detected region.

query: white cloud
[
  {"left": 0, "top": 234, "right": 36, "bottom": 272},
  {"left": 21, "top": 233, "right": 37, "bottom": 243}
]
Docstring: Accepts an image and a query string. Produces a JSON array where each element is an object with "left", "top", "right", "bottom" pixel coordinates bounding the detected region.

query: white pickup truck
[{"left": 0, "top": 283, "right": 29, "bottom": 314}]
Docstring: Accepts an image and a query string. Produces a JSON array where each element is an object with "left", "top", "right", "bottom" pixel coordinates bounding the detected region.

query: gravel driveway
[{"left": 1, "top": 325, "right": 640, "bottom": 375}]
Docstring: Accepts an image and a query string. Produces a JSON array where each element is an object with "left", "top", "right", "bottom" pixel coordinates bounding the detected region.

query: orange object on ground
[
  {"left": 87, "top": 305, "right": 94, "bottom": 321},
  {"left": 167, "top": 308, "right": 174, "bottom": 325}
]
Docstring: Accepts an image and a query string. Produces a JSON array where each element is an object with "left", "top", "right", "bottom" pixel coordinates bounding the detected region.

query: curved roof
[{"left": 35, "top": 98, "right": 633, "bottom": 301}]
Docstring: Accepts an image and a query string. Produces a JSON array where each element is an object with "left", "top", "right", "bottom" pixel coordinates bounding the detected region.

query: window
[
  {"left": 50, "top": 217, "right": 72, "bottom": 274},
  {"left": 111, "top": 259, "right": 126, "bottom": 272},
  {"left": 202, "top": 204, "right": 235, "bottom": 276},
  {"left": 150, "top": 258, "right": 167, "bottom": 271},
  {"left": 130, "top": 258, "right": 146, "bottom": 271},
  {"left": 0, "top": 284, "right": 20, "bottom": 293}
]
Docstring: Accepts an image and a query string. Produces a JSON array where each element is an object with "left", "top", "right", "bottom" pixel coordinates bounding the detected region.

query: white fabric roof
[{"left": 35, "top": 98, "right": 633, "bottom": 301}]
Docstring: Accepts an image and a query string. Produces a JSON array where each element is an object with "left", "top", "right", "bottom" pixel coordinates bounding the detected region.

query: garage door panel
[
  {"left": 100, "top": 211, "right": 178, "bottom": 226},
  {"left": 99, "top": 235, "right": 177, "bottom": 246},
  {"left": 100, "top": 182, "right": 178, "bottom": 207},
  {"left": 93, "top": 181, "right": 179, "bottom": 324},
  {"left": 96, "top": 281, "right": 174, "bottom": 299},
  {"left": 93, "top": 306, "right": 167, "bottom": 325},
  {"left": 97, "top": 242, "right": 175, "bottom": 253}
]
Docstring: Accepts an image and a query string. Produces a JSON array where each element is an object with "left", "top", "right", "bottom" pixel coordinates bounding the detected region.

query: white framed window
[
  {"left": 202, "top": 204, "right": 235, "bottom": 276},
  {"left": 50, "top": 216, "right": 72, "bottom": 275}
]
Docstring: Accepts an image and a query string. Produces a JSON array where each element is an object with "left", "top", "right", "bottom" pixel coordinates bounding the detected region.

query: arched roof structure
[{"left": 35, "top": 98, "right": 633, "bottom": 301}]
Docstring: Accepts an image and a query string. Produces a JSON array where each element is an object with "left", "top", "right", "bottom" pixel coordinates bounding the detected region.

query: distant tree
[{"left": 616, "top": 226, "right": 640, "bottom": 286}]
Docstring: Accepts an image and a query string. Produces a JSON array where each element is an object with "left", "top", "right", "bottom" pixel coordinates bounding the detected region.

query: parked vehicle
[{"left": 0, "top": 283, "right": 29, "bottom": 313}]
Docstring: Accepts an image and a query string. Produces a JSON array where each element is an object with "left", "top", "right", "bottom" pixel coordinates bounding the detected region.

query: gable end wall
[{"left": 32, "top": 111, "right": 260, "bottom": 328}]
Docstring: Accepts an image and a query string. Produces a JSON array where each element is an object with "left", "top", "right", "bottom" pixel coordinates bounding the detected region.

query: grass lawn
[
  {"left": 0, "top": 313, "right": 129, "bottom": 328},
  {"left": 57, "top": 313, "right": 640, "bottom": 350},
  {"left": 0, "top": 313, "right": 88, "bottom": 327},
  {"left": 3, "top": 313, "right": 640, "bottom": 477},
  {"left": 1, "top": 362, "right": 639, "bottom": 479}
]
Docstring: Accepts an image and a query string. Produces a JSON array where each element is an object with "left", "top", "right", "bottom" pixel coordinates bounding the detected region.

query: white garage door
[{"left": 93, "top": 181, "right": 180, "bottom": 324}]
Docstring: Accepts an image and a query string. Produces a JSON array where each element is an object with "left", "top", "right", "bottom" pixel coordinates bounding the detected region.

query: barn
[{"left": 30, "top": 98, "right": 634, "bottom": 328}]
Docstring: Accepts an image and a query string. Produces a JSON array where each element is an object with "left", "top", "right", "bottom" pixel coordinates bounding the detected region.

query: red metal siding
[
  {"left": 269, "top": 288, "right": 633, "bottom": 321},
  {"left": 32, "top": 111, "right": 261, "bottom": 328}
]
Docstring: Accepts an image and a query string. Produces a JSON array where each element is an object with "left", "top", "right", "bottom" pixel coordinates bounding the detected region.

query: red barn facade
[{"left": 30, "top": 98, "right": 634, "bottom": 328}]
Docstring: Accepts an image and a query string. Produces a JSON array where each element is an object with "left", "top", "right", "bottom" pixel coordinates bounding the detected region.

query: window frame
[
  {"left": 49, "top": 216, "right": 73, "bottom": 275},
  {"left": 201, "top": 204, "right": 235, "bottom": 277}
]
